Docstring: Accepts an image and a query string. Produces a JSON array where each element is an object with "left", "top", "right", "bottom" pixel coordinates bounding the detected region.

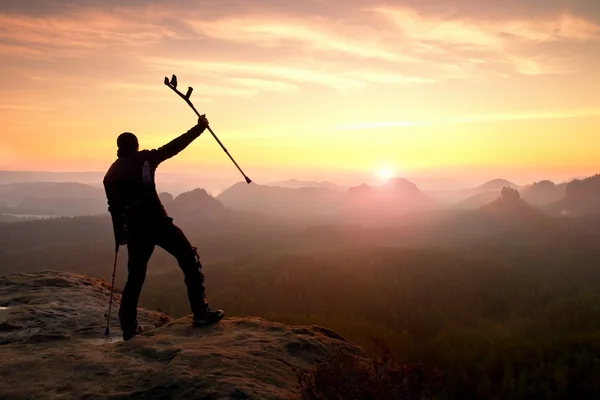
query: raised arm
[{"left": 147, "top": 116, "right": 209, "bottom": 167}]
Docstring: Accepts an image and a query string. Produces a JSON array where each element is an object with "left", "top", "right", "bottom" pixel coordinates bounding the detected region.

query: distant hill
[
  {"left": 430, "top": 179, "right": 522, "bottom": 207},
  {"left": 0, "top": 171, "right": 104, "bottom": 186},
  {"left": 217, "top": 178, "right": 440, "bottom": 223},
  {"left": 346, "top": 178, "right": 434, "bottom": 200},
  {"left": 456, "top": 179, "right": 560, "bottom": 209},
  {"left": 0, "top": 183, "right": 229, "bottom": 220},
  {"left": 343, "top": 178, "right": 439, "bottom": 221},
  {"left": 456, "top": 191, "right": 502, "bottom": 209},
  {"left": 158, "top": 192, "right": 174, "bottom": 206},
  {"left": 0, "top": 182, "right": 106, "bottom": 217},
  {"left": 217, "top": 182, "right": 342, "bottom": 220},
  {"left": 404, "top": 176, "right": 468, "bottom": 191},
  {"left": 474, "top": 179, "right": 521, "bottom": 192},
  {"left": 453, "top": 187, "right": 559, "bottom": 242},
  {"left": 268, "top": 179, "right": 347, "bottom": 192},
  {"left": 478, "top": 187, "right": 556, "bottom": 230},
  {"left": 548, "top": 174, "right": 600, "bottom": 216},
  {"left": 520, "top": 180, "right": 567, "bottom": 205},
  {"left": 0, "top": 170, "right": 224, "bottom": 197},
  {"left": 479, "top": 187, "right": 538, "bottom": 215},
  {"left": 563, "top": 176, "right": 587, "bottom": 184},
  {"left": 0, "top": 182, "right": 104, "bottom": 205},
  {"left": 169, "top": 188, "right": 226, "bottom": 219}
]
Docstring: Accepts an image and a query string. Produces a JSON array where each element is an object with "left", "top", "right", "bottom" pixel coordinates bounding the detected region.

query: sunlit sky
[{"left": 1, "top": 0, "right": 599, "bottom": 189}]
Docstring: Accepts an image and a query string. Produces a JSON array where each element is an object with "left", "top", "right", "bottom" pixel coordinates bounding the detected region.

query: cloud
[
  {"left": 0, "top": 0, "right": 598, "bottom": 101},
  {"left": 0, "top": 42, "right": 49, "bottom": 59},
  {"left": 0, "top": 3, "right": 432, "bottom": 97},
  {"left": 192, "top": 15, "right": 416, "bottom": 63},
  {"left": 0, "top": 7, "right": 178, "bottom": 59},
  {"left": 507, "top": 55, "right": 581, "bottom": 75},
  {"left": 145, "top": 55, "right": 439, "bottom": 98},
  {"left": 372, "top": 5, "right": 600, "bottom": 47},
  {"left": 372, "top": 6, "right": 503, "bottom": 50},
  {"left": 0, "top": 104, "right": 55, "bottom": 111},
  {"left": 146, "top": 57, "right": 363, "bottom": 93},
  {"left": 336, "top": 108, "right": 600, "bottom": 130},
  {"left": 496, "top": 14, "right": 600, "bottom": 42},
  {"left": 228, "top": 78, "right": 299, "bottom": 93},
  {"left": 101, "top": 80, "right": 255, "bottom": 101},
  {"left": 370, "top": 5, "right": 600, "bottom": 75}
]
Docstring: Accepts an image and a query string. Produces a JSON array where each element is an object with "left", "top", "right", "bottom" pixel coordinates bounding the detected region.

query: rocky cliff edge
[{"left": 0, "top": 271, "right": 364, "bottom": 400}]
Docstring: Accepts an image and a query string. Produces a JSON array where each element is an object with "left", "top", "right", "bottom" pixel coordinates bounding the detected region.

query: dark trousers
[{"left": 118, "top": 217, "right": 208, "bottom": 332}]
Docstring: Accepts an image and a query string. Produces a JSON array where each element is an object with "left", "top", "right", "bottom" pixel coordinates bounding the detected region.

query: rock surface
[
  {"left": 0, "top": 271, "right": 363, "bottom": 399},
  {"left": 0, "top": 270, "right": 171, "bottom": 345}
]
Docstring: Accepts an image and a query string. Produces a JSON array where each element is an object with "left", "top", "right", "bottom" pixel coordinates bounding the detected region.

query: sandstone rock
[
  {"left": 0, "top": 271, "right": 364, "bottom": 399},
  {"left": 0, "top": 270, "right": 171, "bottom": 345}
]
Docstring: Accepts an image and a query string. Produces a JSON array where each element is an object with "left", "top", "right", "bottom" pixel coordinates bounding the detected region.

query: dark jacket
[{"left": 103, "top": 125, "right": 204, "bottom": 242}]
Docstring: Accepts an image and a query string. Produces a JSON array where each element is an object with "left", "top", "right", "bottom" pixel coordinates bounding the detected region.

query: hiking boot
[
  {"left": 123, "top": 324, "right": 144, "bottom": 341},
  {"left": 193, "top": 307, "right": 225, "bottom": 327}
]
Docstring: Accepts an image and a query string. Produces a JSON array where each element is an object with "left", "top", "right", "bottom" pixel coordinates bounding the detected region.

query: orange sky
[{"left": 1, "top": 0, "right": 599, "bottom": 189}]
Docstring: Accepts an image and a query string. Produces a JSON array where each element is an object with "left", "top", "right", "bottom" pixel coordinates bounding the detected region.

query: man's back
[
  {"left": 103, "top": 122, "right": 206, "bottom": 230},
  {"left": 103, "top": 150, "right": 167, "bottom": 224}
]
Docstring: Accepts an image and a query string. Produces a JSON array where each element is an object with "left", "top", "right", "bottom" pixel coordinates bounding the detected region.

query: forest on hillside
[
  {"left": 1, "top": 189, "right": 600, "bottom": 399},
  {"left": 136, "top": 244, "right": 600, "bottom": 400}
]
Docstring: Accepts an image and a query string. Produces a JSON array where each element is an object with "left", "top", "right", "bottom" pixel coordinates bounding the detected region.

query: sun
[{"left": 376, "top": 166, "right": 394, "bottom": 182}]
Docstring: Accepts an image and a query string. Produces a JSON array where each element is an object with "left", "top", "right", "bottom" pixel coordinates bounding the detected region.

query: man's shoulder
[
  {"left": 103, "top": 156, "right": 134, "bottom": 183},
  {"left": 138, "top": 149, "right": 155, "bottom": 158},
  {"left": 103, "top": 159, "right": 119, "bottom": 182},
  {"left": 138, "top": 149, "right": 161, "bottom": 167},
  {"left": 104, "top": 151, "right": 156, "bottom": 182}
]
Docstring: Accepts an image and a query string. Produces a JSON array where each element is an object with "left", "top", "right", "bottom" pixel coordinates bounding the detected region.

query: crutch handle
[{"left": 164, "top": 75, "right": 252, "bottom": 184}]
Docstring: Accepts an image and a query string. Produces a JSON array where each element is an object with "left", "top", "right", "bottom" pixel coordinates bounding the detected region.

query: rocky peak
[
  {"left": 500, "top": 186, "right": 521, "bottom": 203},
  {"left": 0, "top": 271, "right": 363, "bottom": 399}
]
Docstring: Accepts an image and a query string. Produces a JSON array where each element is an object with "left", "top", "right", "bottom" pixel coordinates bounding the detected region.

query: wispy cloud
[
  {"left": 371, "top": 5, "right": 600, "bottom": 75},
  {"left": 0, "top": 8, "right": 178, "bottom": 59},
  {"left": 101, "top": 80, "right": 255, "bottom": 101},
  {"left": 336, "top": 108, "right": 600, "bottom": 130},
  {"left": 146, "top": 57, "right": 368, "bottom": 92},
  {"left": 146, "top": 56, "right": 440, "bottom": 98},
  {"left": 0, "top": 0, "right": 599, "bottom": 175},
  {"left": 373, "top": 6, "right": 600, "bottom": 46},
  {"left": 1, "top": 1, "right": 597, "bottom": 90},
  {"left": 507, "top": 55, "right": 581, "bottom": 75},
  {"left": 193, "top": 15, "right": 416, "bottom": 63},
  {"left": 0, "top": 42, "right": 49, "bottom": 59},
  {"left": 0, "top": 104, "right": 56, "bottom": 112},
  {"left": 228, "top": 78, "right": 298, "bottom": 93}
]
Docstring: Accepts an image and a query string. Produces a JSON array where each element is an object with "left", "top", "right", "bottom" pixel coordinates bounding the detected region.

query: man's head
[{"left": 117, "top": 132, "right": 139, "bottom": 158}]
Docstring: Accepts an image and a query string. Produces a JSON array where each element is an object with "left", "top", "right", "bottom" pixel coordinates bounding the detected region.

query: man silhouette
[{"left": 103, "top": 115, "right": 224, "bottom": 341}]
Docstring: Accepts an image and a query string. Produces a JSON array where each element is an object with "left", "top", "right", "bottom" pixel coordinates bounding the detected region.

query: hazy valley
[{"left": 2, "top": 171, "right": 600, "bottom": 398}]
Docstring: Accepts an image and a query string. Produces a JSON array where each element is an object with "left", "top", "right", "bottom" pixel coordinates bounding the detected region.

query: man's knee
[
  {"left": 178, "top": 246, "right": 204, "bottom": 279},
  {"left": 126, "top": 263, "right": 147, "bottom": 286},
  {"left": 123, "top": 256, "right": 147, "bottom": 296}
]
